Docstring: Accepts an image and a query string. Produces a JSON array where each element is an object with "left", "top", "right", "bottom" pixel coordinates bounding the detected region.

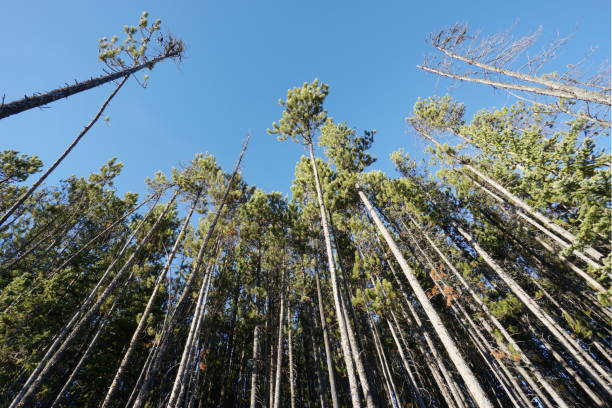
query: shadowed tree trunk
[{"left": 0, "top": 51, "right": 180, "bottom": 121}]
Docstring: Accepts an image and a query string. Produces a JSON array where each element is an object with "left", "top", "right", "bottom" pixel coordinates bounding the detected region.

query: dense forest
[{"left": 1, "top": 12, "right": 610, "bottom": 408}]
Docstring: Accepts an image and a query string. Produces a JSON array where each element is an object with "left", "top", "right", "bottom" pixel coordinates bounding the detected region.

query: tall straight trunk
[
  {"left": 400, "top": 215, "right": 565, "bottom": 408},
  {"left": 101, "top": 191, "right": 201, "bottom": 408},
  {"left": 9, "top": 192, "right": 176, "bottom": 408},
  {"left": 309, "top": 313, "right": 329, "bottom": 408},
  {"left": 0, "top": 76, "right": 129, "bottom": 228},
  {"left": 386, "top": 318, "right": 426, "bottom": 408},
  {"left": 455, "top": 225, "right": 611, "bottom": 400},
  {"left": 328, "top": 223, "right": 377, "bottom": 407},
  {"left": 249, "top": 324, "right": 261, "bottom": 408},
  {"left": 0, "top": 51, "right": 181, "bottom": 120},
  {"left": 133, "top": 138, "right": 248, "bottom": 408},
  {"left": 273, "top": 291, "right": 285, "bottom": 408},
  {"left": 339, "top": 287, "right": 376, "bottom": 408},
  {"left": 167, "top": 264, "right": 214, "bottom": 408},
  {"left": 314, "top": 268, "right": 339, "bottom": 408},
  {"left": 368, "top": 316, "right": 400, "bottom": 407},
  {"left": 308, "top": 143, "right": 361, "bottom": 408},
  {"left": 287, "top": 305, "right": 297, "bottom": 408},
  {"left": 269, "top": 333, "right": 275, "bottom": 408},
  {"left": 357, "top": 187, "right": 494, "bottom": 408}
]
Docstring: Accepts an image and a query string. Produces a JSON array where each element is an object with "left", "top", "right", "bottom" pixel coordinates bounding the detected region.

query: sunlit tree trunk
[
  {"left": 273, "top": 288, "right": 285, "bottom": 408},
  {"left": 308, "top": 143, "right": 362, "bottom": 408},
  {"left": 0, "top": 76, "right": 129, "bottom": 229},
  {"left": 455, "top": 224, "right": 611, "bottom": 400},
  {"left": 101, "top": 190, "right": 200, "bottom": 408},
  {"left": 314, "top": 268, "right": 339, "bottom": 408},
  {"left": 249, "top": 324, "right": 261, "bottom": 408},
  {"left": 358, "top": 187, "right": 494, "bottom": 408},
  {"left": 0, "top": 51, "right": 182, "bottom": 120},
  {"left": 287, "top": 305, "right": 297, "bottom": 408},
  {"left": 9, "top": 192, "right": 175, "bottom": 408}
]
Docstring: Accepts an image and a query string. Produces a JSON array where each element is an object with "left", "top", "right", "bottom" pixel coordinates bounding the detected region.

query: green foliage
[
  {"left": 486, "top": 294, "right": 525, "bottom": 321},
  {"left": 267, "top": 79, "right": 329, "bottom": 145},
  {"left": 319, "top": 120, "right": 376, "bottom": 172},
  {"left": 562, "top": 311, "right": 593, "bottom": 340},
  {"left": 98, "top": 10, "right": 183, "bottom": 71},
  {"left": 0, "top": 150, "right": 42, "bottom": 184}
]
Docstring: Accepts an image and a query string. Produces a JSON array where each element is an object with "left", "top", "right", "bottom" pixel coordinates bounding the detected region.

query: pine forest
[{"left": 0, "top": 10, "right": 610, "bottom": 408}]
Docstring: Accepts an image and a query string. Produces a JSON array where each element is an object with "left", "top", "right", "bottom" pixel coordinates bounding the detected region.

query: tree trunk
[
  {"left": 287, "top": 305, "right": 297, "bottom": 408},
  {"left": 455, "top": 225, "right": 611, "bottom": 400},
  {"left": 386, "top": 318, "right": 426, "bottom": 408},
  {"left": 9, "top": 192, "right": 175, "bottom": 408},
  {"left": 308, "top": 143, "right": 362, "bottom": 408},
  {"left": 0, "top": 75, "right": 129, "bottom": 228},
  {"left": 101, "top": 191, "right": 200, "bottom": 407},
  {"left": 357, "top": 187, "right": 494, "bottom": 408},
  {"left": 0, "top": 52, "right": 180, "bottom": 120},
  {"left": 314, "top": 268, "right": 339, "bottom": 408},
  {"left": 250, "top": 324, "right": 261, "bottom": 408},
  {"left": 273, "top": 290, "right": 285, "bottom": 408},
  {"left": 167, "top": 264, "right": 214, "bottom": 408}
]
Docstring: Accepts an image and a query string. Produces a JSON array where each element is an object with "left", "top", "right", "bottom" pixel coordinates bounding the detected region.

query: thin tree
[
  {"left": 357, "top": 186, "right": 494, "bottom": 408},
  {"left": 0, "top": 12, "right": 183, "bottom": 120},
  {"left": 268, "top": 79, "right": 366, "bottom": 408}
]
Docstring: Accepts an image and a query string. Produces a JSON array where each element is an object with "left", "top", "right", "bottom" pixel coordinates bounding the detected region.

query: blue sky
[{"left": 1, "top": 1, "right": 609, "bottom": 198}]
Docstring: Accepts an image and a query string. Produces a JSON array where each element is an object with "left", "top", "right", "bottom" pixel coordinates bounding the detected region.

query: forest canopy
[{"left": 0, "top": 11, "right": 610, "bottom": 408}]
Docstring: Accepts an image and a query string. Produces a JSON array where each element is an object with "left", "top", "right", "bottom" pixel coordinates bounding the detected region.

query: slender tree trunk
[
  {"left": 9, "top": 192, "right": 175, "bottom": 408},
  {"left": 273, "top": 290, "right": 285, "bottom": 408},
  {"left": 0, "top": 52, "right": 180, "bottom": 120},
  {"left": 339, "top": 287, "right": 376, "bottom": 408},
  {"left": 0, "top": 76, "right": 129, "bottom": 228},
  {"left": 250, "top": 324, "right": 261, "bottom": 408},
  {"left": 287, "top": 305, "right": 297, "bottom": 408},
  {"left": 309, "top": 313, "right": 329, "bottom": 408},
  {"left": 167, "top": 264, "right": 214, "bottom": 408},
  {"left": 357, "top": 187, "right": 494, "bottom": 408},
  {"left": 314, "top": 268, "right": 339, "bottom": 408},
  {"left": 101, "top": 191, "right": 200, "bottom": 407},
  {"left": 455, "top": 225, "right": 611, "bottom": 400},
  {"left": 386, "top": 318, "right": 426, "bottom": 408},
  {"left": 368, "top": 316, "right": 400, "bottom": 407},
  {"left": 308, "top": 143, "right": 362, "bottom": 408}
]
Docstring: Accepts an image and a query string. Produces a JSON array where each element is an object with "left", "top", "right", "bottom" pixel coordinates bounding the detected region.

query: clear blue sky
[{"left": 1, "top": 1, "right": 609, "bottom": 198}]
